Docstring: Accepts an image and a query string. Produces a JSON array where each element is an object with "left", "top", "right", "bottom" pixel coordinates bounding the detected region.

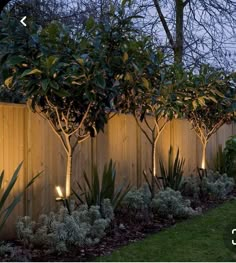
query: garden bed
[{"left": 1, "top": 190, "right": 236, "bottom": 262}]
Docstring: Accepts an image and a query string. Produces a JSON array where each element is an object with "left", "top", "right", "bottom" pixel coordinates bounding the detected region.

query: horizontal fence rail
[{"left": 0, "top": 103, "right": 235, "bottom": 238}]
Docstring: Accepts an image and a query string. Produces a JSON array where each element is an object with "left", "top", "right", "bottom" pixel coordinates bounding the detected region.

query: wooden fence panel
[
  {"left": 0, "top": 103, "right": 235, "bottom": 239},
  {"left": 0, "top": 104, "right": 26, "bottom": 238}
]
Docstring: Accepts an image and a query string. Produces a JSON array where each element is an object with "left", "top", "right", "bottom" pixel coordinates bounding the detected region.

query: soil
[{"left": 1, "top": 192, "right": 236, "bottom": 262}]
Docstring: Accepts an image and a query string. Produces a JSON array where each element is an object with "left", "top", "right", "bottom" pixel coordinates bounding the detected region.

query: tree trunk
[
  {"left": 65, "top": 151, "right": 72, "bottom": 198},
  {"left": 201, "top": 141, "right": 207, "bottom": 169},
  {"left": 174, "top": 0, "right": 184, "bottom": 65},
  {"left": 151, "top": 138, "right": 158, "bottom": 197}
]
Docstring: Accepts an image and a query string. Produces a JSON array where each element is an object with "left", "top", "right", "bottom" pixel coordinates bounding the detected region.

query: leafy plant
[
  {"left": 16, "top": 199, "right": 113, "bottom": 253},
  {"left": 181, "top": 175, "right": 201, "bottom": 200},
  {"left": 224, "top": 135, "right": 236, "bottom": 177},
  {"left": 201, "top": 170, "right": 235, "bottom": 200},
  {"left": 73, "top": 159, "right": 130, "bottom": 210},
  {"left": 151, "top": 187, "right": 196, "bottom": 219},
  {"left": 0, "top": 162, "right": 40, "bottom": 232},
  {"left": 143, "top": 170, "right": 163, "bottom": 197},
  {"left": 213, "top": 145, "right": 227, "bottom": 174},
  {"left": 159, "top": 146, "right": 185, "bottom": 190},
  {"left": 121, "top": 184, "right": 152, "bottom": 221},
  {"left": 122, "top": 184, "right": 151, "bottom": 211}
]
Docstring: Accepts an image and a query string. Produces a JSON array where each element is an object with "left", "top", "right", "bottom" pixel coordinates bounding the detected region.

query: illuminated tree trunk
[
  {"left": 151, "top": 141, "right": 156, "bottom": 194},
  {"left": 65, "top": 152, "right": 72, "bottom": 198},
  {"left": 201, "top": 140, "right": 207, "bottom": 169}
]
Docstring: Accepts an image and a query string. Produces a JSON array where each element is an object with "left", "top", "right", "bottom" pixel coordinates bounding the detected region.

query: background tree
[
  {"left": 115, "top": 35, "right": 186, "bottom": 195},
  {"left": 183, "top": 66, "right": 236, "bottom": 169},
  {"left": 130, "top": 0, "right": 236, "bottom": 69}
]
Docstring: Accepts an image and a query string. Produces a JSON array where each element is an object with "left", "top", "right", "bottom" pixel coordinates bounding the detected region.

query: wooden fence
[{"left": 0, "top": 102, "right": 235, "bottom": 238}]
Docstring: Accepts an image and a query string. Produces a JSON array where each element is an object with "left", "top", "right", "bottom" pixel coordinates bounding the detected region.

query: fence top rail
[{"left": 0, "top": 102, "right": 27, "bottom": 108}]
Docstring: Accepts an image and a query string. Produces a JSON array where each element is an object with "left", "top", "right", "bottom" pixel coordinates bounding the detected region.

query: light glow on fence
[{"left": 56, "top": 186, "right": 63, "bottom": 198}]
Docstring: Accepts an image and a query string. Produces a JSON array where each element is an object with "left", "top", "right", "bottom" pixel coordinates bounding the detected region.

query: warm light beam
[{"left": 56, "top": 186, "right": 63, "bottom": 198}]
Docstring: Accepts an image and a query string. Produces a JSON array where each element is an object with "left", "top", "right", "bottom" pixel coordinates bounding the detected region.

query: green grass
[{"left": 97, "top": 200, "right": 236, "bottom": 262}]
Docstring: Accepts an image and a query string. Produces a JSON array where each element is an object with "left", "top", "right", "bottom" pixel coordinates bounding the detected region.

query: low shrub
[
  {"left": 121, "top": 184, "right": 152, "bottom": 221},
  {"left": 224, "top": 136, "right": 236, "bottom": 178},
  {"left": 122, "top": 184, "right": 151, "bottom": 211},
  {"left": 182, "top": 170, "right": 235, "bottom": 201},
  {"left": 16, "top": 199, "right": 113, "bottom": 253},
  {"left": 0, "top": 242, "right": 14, "bottom": 257},
  {"left": 181, "top": 175, "right": 201, "bottom": 202},
  {"left": 202, "top": 170, "right": 235, "bottom": 200},
  {"left": 151, "top": 187, "right": 196, "bottom": 219}
]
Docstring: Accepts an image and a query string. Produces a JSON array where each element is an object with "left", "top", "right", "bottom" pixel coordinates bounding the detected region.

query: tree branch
[{"left": 152, "top": 0, "right": 175, "bottom": 48}]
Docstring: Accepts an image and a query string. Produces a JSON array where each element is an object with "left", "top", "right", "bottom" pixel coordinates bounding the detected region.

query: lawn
[{"left": 97, "top": 200, "right": 236, "bottom": 262}]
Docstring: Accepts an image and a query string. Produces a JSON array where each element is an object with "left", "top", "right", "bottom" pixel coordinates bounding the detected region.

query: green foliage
[
  {"left": 0, "top": 85, "right": 25, "bottom": 103},
  {"left": 0, "top": 162, "right": 40, "bottom": 232},
  {"left": 183, "top": 170, "right": 235, "bottom": 201},
  {"left": 184, "top": 65, "right": 236, "bottom": 154},
  {"left": 0, "top": 242, "right": 14, "bottom": 257},
  {"left": 73, "top": 160, "right": 130, "bottom": 210},
  {"left": 181, "top": 175, "right": 201, "bottom": 200},
  {"left": 224, "top": 135, "right": 236, "bottom": 177},
  {"left": 122, "top": 184, "right": 152, "bottom": 211},
  {"left": 0, "top": 10, "right": 144, "bottom": 134},
  {"left": 202, "top": 170, "right": 235, "bottom": 200},
  {"left": 151, "top": 187, "right": 196, "bottom": 219},
  {"left": 213, "top": 145, "right": 227, "bottom": 174},
  {"left": 159, "top": 146, "right": 185, "bottom": 191},
  {"left": 16, "top": 199, "right": 113, "bottom": 253},
  {"left": 143, "top": 170, "right": 162, "bottom": 196}
]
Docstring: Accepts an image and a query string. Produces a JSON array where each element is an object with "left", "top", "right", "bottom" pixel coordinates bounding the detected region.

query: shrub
[
  {"left": 181, "top": 175, "right": 201, "bottom": 199},
  {"left": 122, "top": 184, "right": 152, "bottom": 211},
  {"left": 213, "top": 145, "right": 227, "bottom": 174},
  {"left": 159, "top": 146, "right": 185, "bottom": 191},
  {"left": 151, "top": 187, "right": 195, "bottom": 219},
  {"left": 224, "top": 136, "right": 236, "bottom": 177},
  {"left": 0, "top": 242, "right": 14, "bottom": 257},
  {"left": 0, "top": 162, "right": 40, "bottom": 232},
  {"left": 202, "top": 170, "right": 235, "bottom": 199},
  {"left": 16, "top": 199, "right": 113, "bottom": 253},
  {"left": 73, "top": 159, "right": 130, "bottom": 210}
]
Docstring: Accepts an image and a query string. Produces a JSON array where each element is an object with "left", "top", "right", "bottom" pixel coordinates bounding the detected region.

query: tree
[
  {"left": 2, "top": 0, "right": 122, "bottom": 30},
  {"left": 0, "top": 8, "right": 144, "bottom": 197},
  {"left": 183, "top": 65, "right": 236, "bottom": 169},
  {"left": 131, "top": 0, "right": 236, "bottom": 69},
  {"left": 115, "top": 35, "right": 185, "bottom": 195}
]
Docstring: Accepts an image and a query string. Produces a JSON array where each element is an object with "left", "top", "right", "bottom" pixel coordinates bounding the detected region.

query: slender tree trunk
[
  {"left": 201, "top": 141, "right": 207, "bottom": 169},
  {"left": 65, "top": 149, "right": 72, "bottom": 198},
  {"left": 151, "top": 138, "right": 158, "bottom": 197},
  {"left": 175, "top": 0, "right": 184, "bottom": 65}
]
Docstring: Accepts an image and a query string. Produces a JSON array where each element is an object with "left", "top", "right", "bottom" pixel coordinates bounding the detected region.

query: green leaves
[
  {"left": 4, "top": 77, "right": 13, "bottom": 88},
  {"left": 0, "top": 162, "right": 41, "bottom": 232},
  {"left": 21, "top": 68, "right": 42, "bottom": 77},
  {"left": 73, "top": 160, "right": 130, "bottom": 211},
  {"left": 86, "top": 16, "right": 95, "bottom": 31},
  {"left": 159, "top": 146, "right": 185, "bottom": 191}
]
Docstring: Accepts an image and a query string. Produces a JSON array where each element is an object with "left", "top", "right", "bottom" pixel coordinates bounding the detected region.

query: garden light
[{"left": 56, "top": 186, "right": 63, "bottom": 199}]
